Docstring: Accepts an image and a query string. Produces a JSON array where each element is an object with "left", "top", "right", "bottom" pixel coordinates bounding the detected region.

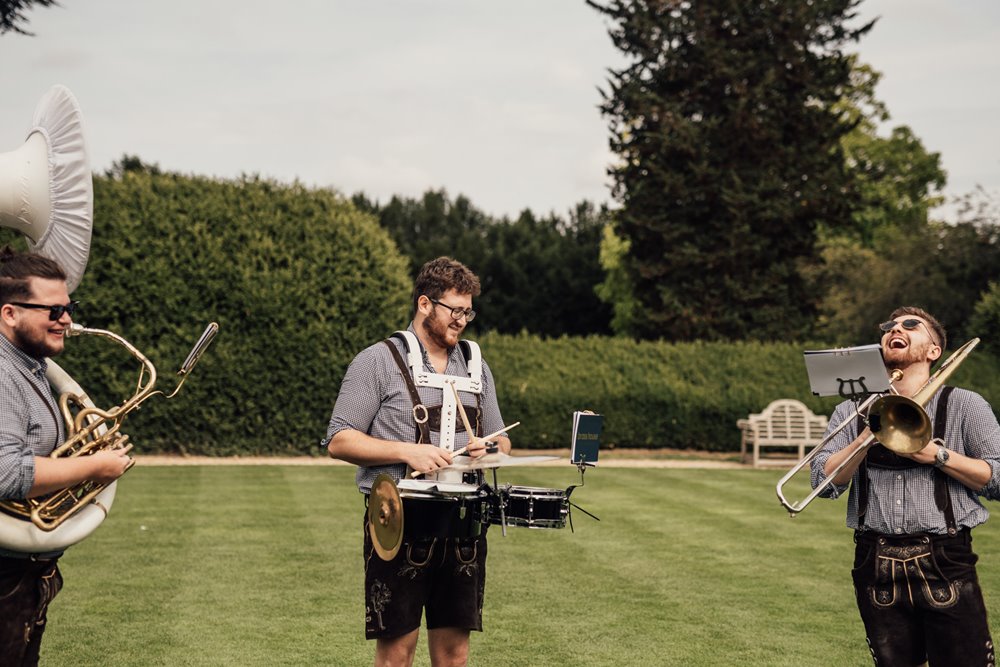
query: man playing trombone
[{"left": 810, "top": 306, "right": 1000, "bottom": 666}]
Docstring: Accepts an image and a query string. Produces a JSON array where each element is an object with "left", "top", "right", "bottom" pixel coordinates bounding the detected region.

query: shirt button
[
  {"left": 896, "top": 499, "right": 902, "bottom": 505},
  {"left": 897, "top": 475, "right": 903, "bottom": 480},
  {"left": 895, "top": 528, "right": 903, "bottom": 534}
]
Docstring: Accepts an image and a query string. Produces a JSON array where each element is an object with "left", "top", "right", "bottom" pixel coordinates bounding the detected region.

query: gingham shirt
[
  {"left": 324, "top": 327, "right": 507, "bottom": 493},
  {"left": 810, "top": 387, "right": 1000, "bottom": 534},
  {"left": 0, "top": 334, "right": 64, "bottom": 500}
]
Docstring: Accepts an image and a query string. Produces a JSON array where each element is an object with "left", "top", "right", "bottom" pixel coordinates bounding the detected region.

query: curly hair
[{"left": 412, "top": 256, "right": 481, "bottom": 313}]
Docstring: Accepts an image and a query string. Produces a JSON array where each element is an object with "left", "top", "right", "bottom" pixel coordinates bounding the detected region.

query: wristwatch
[{"left": 934, "top": 444, "right": 951, "bottom": 469}]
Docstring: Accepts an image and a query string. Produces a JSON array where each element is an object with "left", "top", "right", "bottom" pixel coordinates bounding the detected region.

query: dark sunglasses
[
  {"left": 878, "top": 318, "right": 938, "bottom": 345},
  {"left": 9, "top": 300, "right": 80, "bottom": 321}
]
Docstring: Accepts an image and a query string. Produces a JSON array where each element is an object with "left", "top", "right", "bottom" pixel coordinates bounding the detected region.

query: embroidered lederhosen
[{"left": 855, "top": 386, "right": 966, "bottom": 610}]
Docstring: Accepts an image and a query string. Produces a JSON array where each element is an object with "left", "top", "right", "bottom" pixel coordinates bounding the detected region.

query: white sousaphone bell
[{"left": 0, "top": 84, "right": 92, "bottom": 293}]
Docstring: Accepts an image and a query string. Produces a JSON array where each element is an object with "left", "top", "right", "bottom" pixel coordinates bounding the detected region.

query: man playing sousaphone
[
  {"left": 325, "top": 256, "right": 511, "bottom": 667},
  {"left": 811, "top": 306, "right": 1000, "bottom": 665},
  {"left": 0, "top": 249, "right": 131, "bottom": 666}
]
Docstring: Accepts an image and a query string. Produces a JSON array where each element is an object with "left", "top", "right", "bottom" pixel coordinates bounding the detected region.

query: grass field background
[{"left": 38, "top": 465, "right": 1000, "bottom": 666}]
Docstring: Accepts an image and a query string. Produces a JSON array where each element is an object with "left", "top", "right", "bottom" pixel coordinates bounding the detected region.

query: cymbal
[
  {"left": 446, "top": 453, "right": 559, "bottom": 470},
  {"left": 368, "top": 474, "right": 403, "bottom": 561}
]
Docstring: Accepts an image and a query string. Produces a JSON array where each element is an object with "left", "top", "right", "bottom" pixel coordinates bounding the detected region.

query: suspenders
[{"left": 857, "top": 386, "right": 957, "bottom": 534}]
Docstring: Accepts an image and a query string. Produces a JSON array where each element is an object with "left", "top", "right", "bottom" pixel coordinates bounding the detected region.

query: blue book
[{"left": 571, "top": 411, "right": 603, "bottom": 464}]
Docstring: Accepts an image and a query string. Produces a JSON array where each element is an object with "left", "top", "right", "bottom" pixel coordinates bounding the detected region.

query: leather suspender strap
[
  {"left": 382, "top": 340, "right": 431, "bottom": 445},
  {"left": 933, "top": 386, "right": 957, "bottom": 535}
]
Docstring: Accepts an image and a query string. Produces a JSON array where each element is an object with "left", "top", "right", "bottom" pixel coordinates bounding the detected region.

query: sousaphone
[{"left": 0, "top": 86, "right": 218, "bottom": 552}]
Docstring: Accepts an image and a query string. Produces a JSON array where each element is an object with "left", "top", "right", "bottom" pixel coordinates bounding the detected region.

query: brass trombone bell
[{"left": 867, "top": 395, "right": 932, "bottom": 455}]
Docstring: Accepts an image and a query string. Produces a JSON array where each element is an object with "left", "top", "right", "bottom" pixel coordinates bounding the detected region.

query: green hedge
[{"left": 54, "top": 172, "right": 410, "bottom": 455}]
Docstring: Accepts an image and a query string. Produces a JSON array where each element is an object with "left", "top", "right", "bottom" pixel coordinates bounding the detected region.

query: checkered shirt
[
  {"left": 810, "top": 387, "right": 1000, "bottom": 534},
  {"left": 0, "top": 334, "right": 64, "bottom": 500},
  {"left": 323, "top": 328, "right": 507, "bottom": 493}
]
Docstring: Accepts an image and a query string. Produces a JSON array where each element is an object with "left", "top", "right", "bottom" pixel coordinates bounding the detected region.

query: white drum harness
[{"left": 382, "top": 331, "right": 484, "bottom": 482}]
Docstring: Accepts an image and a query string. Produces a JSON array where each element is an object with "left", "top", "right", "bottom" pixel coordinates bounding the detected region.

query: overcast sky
[{"left": 1, "top": 0, "right": 997, "bottom": 221}]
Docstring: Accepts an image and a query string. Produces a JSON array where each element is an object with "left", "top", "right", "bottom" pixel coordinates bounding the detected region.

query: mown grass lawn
[{"left": 39, "top": 465, "right": 1000, "bottom": 666}]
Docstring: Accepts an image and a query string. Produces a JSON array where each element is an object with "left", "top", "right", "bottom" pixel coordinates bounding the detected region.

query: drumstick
[
  {"left": 452, "top": 422, "right": 521, "bottom": 457},
  {"left": 408, "top": 421, "right": 521, "bottom": 478},
  {"left": 451, "top": 383, "right": 477, "bottom": 445}
]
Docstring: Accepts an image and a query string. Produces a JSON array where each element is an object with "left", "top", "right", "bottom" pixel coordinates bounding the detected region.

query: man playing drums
[{"left": 325, "top": 256, "right": 511, "bottom": 667}]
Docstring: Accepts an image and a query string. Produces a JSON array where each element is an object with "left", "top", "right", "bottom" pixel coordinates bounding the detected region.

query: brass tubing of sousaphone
[{"left": 0, "top": 323, "right": 217, "bottom": 533}]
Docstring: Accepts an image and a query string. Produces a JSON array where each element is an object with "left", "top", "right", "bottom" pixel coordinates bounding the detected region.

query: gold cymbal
[{"left": 368, "top": 474, "right": 403, "bottom": 561}]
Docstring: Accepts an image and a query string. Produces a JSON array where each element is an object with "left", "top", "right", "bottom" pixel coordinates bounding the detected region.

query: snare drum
[
  {"left": 488, "top": 485, "right": 569, "bottom": 529},
  {"left": 396, "top": 479, "right": 487, "bottom": 539}
]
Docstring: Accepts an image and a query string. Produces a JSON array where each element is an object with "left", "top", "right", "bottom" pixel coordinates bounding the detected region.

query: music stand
[{"left": 803, "top": 344, "right": 890, "bottom": 401}]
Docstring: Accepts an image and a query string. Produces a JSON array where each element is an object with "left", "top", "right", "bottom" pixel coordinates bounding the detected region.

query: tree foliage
[
  {"left": 808, "top": 220, "right": 1000, "bottom": 346},
  {"left": 0, "top": 0, "right": 57, "bottom": 35},
  {"left": 595, "top": 223, "right": 640, "bottom": 336},
  {"left": 354, "top": 190, "right": 613, "bottom": 337},
  {"left": 969, "top": 281, "right": 1000, "bottom": 355},
  {"left": 588, "top": 0, "right": 873, "bottom": 341}
]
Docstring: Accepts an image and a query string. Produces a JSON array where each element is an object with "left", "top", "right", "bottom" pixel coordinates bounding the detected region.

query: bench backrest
[{"left": 748, "top": 399, "right": 827, "bottom": 441}]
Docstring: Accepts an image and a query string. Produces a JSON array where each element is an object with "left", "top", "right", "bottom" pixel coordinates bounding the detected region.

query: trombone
[{"left": 775, "top": 337, "right": 980, "bottom": 516}]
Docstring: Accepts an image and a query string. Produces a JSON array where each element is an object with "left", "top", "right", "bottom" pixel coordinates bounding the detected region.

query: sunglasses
[
  {"left": 9, "top": 300, "right": 81, "bottom": 321},
  {"left": 878, "top": 318, "right": 938, "bottom": 345}
]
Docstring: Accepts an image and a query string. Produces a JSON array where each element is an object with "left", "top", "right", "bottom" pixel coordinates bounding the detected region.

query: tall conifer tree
[{"left": 589, "top": 0, "right": 873, "bottom": 340}]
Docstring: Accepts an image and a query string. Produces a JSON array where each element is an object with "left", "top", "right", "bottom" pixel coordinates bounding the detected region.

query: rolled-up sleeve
[
  {"left": 958, "top": 390, "right": 1000, "bottom": 499},
  {"left": 809, "top": 402, "right": 855, "bottom": 499},
  {"left": 324, "top": 345, "right": 384, "bottom": 444},
  {"left": 0, "top": 370, "right": 35, "bottom": 500}
]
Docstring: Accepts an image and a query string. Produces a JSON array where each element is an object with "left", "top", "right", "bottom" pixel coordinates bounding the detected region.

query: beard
[
  {"left": 421, "top": 308, "right": 463, "bottom": 350},
  {"left": 883, "top": 340, "right": 930, "bottom": 371},
  {"left": 12, "top": 323, "right": 63, "bottom": 359}
]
